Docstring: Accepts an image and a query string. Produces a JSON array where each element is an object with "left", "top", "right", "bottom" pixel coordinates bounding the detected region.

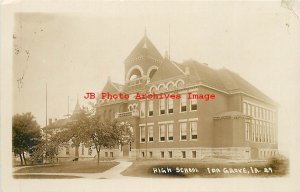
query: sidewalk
[{"left": 13, "top": 160, "right": 133, "bottom": 179}]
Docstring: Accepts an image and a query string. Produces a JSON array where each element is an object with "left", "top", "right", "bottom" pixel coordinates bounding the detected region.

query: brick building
[{"left": 97, "top": 33, "right": 278, "bottom": 160}]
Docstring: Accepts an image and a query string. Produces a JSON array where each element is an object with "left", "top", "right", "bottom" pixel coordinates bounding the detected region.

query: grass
[
  {"left": 121, "top": 158, "right": 289, "bottom": 178},
  {"left": 15, "top": 160, "right": 119, "bottom": 173},
  {"left": 13, "top": 175, "right": 82, "bottom": 179}
]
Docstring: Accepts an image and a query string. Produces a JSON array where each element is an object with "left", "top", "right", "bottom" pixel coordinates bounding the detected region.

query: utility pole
[
  {"left": 169, "top": 24, "right": 171, "bottom": 60},
  {"left": 45, "top": 83, "right": 48, "bottom": 163}
]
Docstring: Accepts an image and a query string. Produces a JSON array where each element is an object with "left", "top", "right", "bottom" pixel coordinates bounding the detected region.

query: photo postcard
[{"left": 1, "top": 0, "right": 300, "bottom": 192}]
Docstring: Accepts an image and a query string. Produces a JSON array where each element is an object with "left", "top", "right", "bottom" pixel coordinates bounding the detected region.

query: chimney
[
  {"left": 185, "top": 66, "right": 190, "bottom": 75},
  {"left": 49, "top": 118, "right": 52, "bottom": 125}
]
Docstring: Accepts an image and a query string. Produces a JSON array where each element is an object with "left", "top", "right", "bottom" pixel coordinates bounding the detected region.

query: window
[
  {"left": 159, "top": 125, "right": 166, "bottom": 141},
  {"left": 88, "top": 147, "right": 92, "bottom": 156},
  {"left": 159, "top": 99, "right": 166, "bottom": 115},
  {"left": 168, "top": 99, "right": 174, "bottom": 114},
  {"left": 182, "top": 151, "right": 186, "bottom": 158},
  {"left": 180, "top": 122, "right": 187, "bottom": 140},
  {"left": 148, "top": 100, "right": 154, "bottom": 116},
  {"left": 270, "top": 112, "right": 273, "bottom": 121},
  {"left": 110, "top": 152, "right": 113, "bottom": 157},
  {"left": 81, "top": 145, "right": 84, "bottom": 155},
  {"left": 255, "top": 121, "right": 259, "bottom": 142},
  {"left": 167, "top": 124, "right": 173, "bottom": 141},
  {"left": 247, "top": 104, "right": 251, "bottom": 115},
  {"left": 169, "top": 151, "right": 173, "bottom": 158},
  {"left": 66, "top": 146, "right": 69, "bottom": 155},
  {"left": 245, "top": 122, "right": 250, "bottom": 141},
  {"left": 159, "top": 85, "right": 165, "bottom": 92},
  {"left": 140, "top": 101, "right": 145, "bottom": 117},
  {"left": 192, "top": 151, "right": 196, "bottom": 158},
  {"left": 190, "top": 121, "right": 197, "bottom": 140},
  {"left": 255, "top": 107, "right": 258, "bottom": 118},
  {"left": 177, "top": 80, "right": 184, "bottom": 88},
  {"left": 149, "top": 151, "right": 153, "bottom": 158},
  {"left": 142, "top": 152, "right": 145, "bottom": 158},
  {"left": 161, "top": 151, "right": 165, "bottom": 158},
  {"left": 243, "top": 102, "right": 247, "bottom": 114},
  {"left": 105, "top": 152, "right": 108, "bottom": 157},
  {"left": 180, "top": 94, "right": 187, "bottom": 112},
  {"left": 148, "top": 126, "right": 154, "bottom": 142},
  {"left": 190, "top": 98, "right": 197, "bottom": 111},
  {"left": 140, "top": 126, "right": 146, "bottom": 142},
  {"left": 168, "top": 83, "right": 174, "bottom": 91}
]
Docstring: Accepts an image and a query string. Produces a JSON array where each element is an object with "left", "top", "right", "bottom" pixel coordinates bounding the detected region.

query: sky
[{"left": 11, "top": 1, "right": 300, "bottom": 153}]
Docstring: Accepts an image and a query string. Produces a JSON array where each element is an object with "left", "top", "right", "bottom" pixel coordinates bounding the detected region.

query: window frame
[
  {"left": 140, "top": 101, "right": 145, "bottom": 118},
  {"left": 167, "top": 124, "right": 174, "bottom": 141},
  {"left": 159, "top": 124, "right": 166, "bottom": 142},
  {"left": 190, "top": 98, "right": 197, "bottom": 111},
  {"left": 168, "top": 99, "right": 174, "bottom": 114},
  {"left": 180, "top": 94, "right": 187, "bottom": 112},
  {"left": 180, "top": 122, "right": 187, "bottom": 141},
  {"left": 148, "top": 125, "right": 154, "bottom": 142},
  {"left": 159, "top": 99, "right": 166, "bottom": 115},
  {"left": 140, "top": 126, "right": 146, "bottom": 143},
  {"left": 148, "top": 100, "right": 154, "bottom": 117},
  {"left": 190, "top": 121, "right": 198, "bottom": 140}
]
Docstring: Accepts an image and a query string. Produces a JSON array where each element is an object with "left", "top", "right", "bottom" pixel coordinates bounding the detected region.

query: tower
[{"left": 124, "top": 31, "right": 163, "bottom": 83}]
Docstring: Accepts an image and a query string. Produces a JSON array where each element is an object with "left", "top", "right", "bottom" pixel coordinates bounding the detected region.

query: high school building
[{"left": 97, "top": 33, "right": 278, "bottom": 160}]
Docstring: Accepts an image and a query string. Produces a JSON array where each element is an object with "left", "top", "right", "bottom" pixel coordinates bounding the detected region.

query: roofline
[
  {"left": 111, "top": 81, "right": 123, "bottom": 92},
  {"left": 170, "top": 60, "right": 185, "bottom": 75},
  {"left": 183, "top": 82, "right": 277, "bottom": 107}
]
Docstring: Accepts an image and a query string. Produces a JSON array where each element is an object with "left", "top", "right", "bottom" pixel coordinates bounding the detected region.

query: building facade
[
  {"left": 96, "top": 33, "right": 278, "bottom": 160},
  {"left": 42, "top": 101, "right": 121, "bottom": 162}
]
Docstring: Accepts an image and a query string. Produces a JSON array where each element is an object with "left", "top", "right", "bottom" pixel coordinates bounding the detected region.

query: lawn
[
  {"left": 15, "top": 160, "right": 119, "bottom": 173},
  {"left": 13, "top": 175, "right": 82, "bottom": 179},
  {"left": 121, "top": 158, "right": 289, "bottom": 178}
]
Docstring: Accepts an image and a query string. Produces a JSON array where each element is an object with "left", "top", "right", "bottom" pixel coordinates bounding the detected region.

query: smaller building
[{"left": 42, "top": 100, "right": 119, "bottom": 162}]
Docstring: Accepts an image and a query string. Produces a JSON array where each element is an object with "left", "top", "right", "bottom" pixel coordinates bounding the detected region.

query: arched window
[
  {"left": 129, "top": 68, "right": 142, "bottom": 81},
  {"left": 167, "top": 82, "right": 175, "bottom": 91},
  {"left": 158, "top": 84, "right": 166, "bottom": 93},
  {"left": 126, "top": 65, "right": 144, "bottom": 81},
  {"left": 176, "top": 79, "right": 184, "bottom": 89},
  {"left": 149, "top": 86, "right": 157, "bottom": 93},
  {"left": 147, "top": 66, "right": 159, "bottom": 79}
]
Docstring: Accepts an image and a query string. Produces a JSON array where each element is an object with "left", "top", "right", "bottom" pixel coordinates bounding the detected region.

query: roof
[
  {"left": 217, "top": 68, "right": 275, "bottom": 103},
  {"left": 43, "top": 118, "right": 71, "bottom": 130},
  {"left": 150, "top": 59, "right": 185, "bottom": 82},
  {"left": 125, "top": 34, "right": 163, "bottom": 62},
  {"left": 102, "top": 34, "right": 276, "bottom": 105},
  {"left": 102, "top": 80, "right": 124, "bottom": 93},
  {"left": 177, "top": 60, "right": 275, "bottom": 104},
  {"left": 181, "top": 60, "right": 227, "bottom": 91},
  {"left": 73, "top": 100, "right": 81, "bottom": 114}
]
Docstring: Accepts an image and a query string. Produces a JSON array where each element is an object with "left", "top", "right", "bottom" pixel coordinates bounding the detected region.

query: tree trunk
[
  {"left": 96, "top": 146, "right": 101, "bottom": 165},
  {"left": 19, "top": 153, "right": 23, "bottom": 166},
  {"left": 97, "top": 152, "right": 100, "bottom": 165},
  {"left": 75, "top": 145, "right": 79, "bottom": 159},
  {"left": 22, "top": 152, "right": 27, "bottom": 165}
]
